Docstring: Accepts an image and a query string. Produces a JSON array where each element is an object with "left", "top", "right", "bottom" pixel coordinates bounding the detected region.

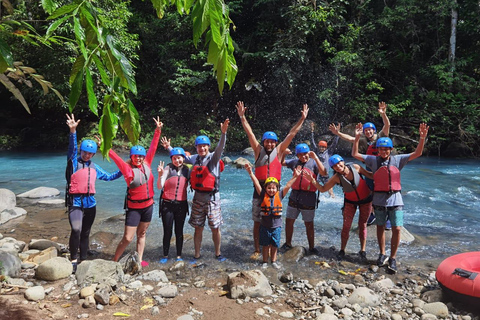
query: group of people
[{"left": 65, "top": 100, "right": 429, "bottom": 274}]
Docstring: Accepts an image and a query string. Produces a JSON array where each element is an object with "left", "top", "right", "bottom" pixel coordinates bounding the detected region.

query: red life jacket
[
  {"left": 366, "top": 141, "right": 378, "bottom": 156},
  {"left": 162, "top": 164, "right": 189, "bottom": 201},
  {"left": 255, "top": 147, "right": 282, "bottom": 182},
  {"left": 260, "top": 192, "right": 283, "bottom": 216},
  {"left": 190, "top": 156, "right": 218, "bottom": 192},
  {"left": 291, "top": 159, "right": 318, "bottom": 192},
  {"left": 69, "top": 161, "right": 97, "bottom": 195},
  {"left": 338, "top": 164, "right": 372, "bottom": 204},
  {"left": 373, "top": 157, "right": 402, "bottom": 193},
  {"left": 127, "top": 164, "right": 154, "bottom": 205}
]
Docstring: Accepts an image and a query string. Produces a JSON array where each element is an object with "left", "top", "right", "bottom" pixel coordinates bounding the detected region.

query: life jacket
[
  {"left": 366, "top": 141, "right": 378, "bottom": 156},
  {"left": 127, "top": 164, "right": 153, "bottom": 203},
  {"left": 373, "top": 157, "right": 402, "bottom": 193},
  {"left": 190, "top": 155, "right": 218, "bottom": 192},
  {"left": 255, "top": 147, "right": 282, "bottom": 182},
  {"left": 260, "top": 192, "right": 283, "bottom": 216},
  {"left": 68, "top": 159, "right": 97, "bottom": 196},
  {"left": 291, "top": 159, "right": 317, "bottom": 192},
  {"left": 162, "top": 164, "right": 189, "bottom": 202},
  {"left": 338, "top": 164, "right": 372, "bottom": 204}
]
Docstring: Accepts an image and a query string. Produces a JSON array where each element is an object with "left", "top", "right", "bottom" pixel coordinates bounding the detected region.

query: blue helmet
[
  {"left": 130, "top": 145, "right": 146, "bottom": 156},
  {"left": 261, "top": 131, "right": 278, "bottom": 143},
  {"left": 295, "top": 143, "right": 310, "bottom": 154},
  {"left": 328, "top": 154, "right": 344, "bottom": 168},
  {"left": 363, "top": 122, "right": 376, "bottom": 132},
  {"left": 195, "top": 135, "right": 211, "bottom": 146},
  {"left": 170, "top": 147, "right": 186, "bottom": 158},
  {"left": 80, "top": 140, "right": 97, "bottom": 154},
  {"left": 376, "top": 137, "right": 393, "bottom": 148}
]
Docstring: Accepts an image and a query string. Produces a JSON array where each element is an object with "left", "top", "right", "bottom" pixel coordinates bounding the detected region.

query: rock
[
  {"left": 279, "top": 272, "right": 293, "bottom": 283},
  {"left": 80, "top": 286, "right": 95, "bottom": 298},
  {"left": 136, "top": 269, "right": 169, "bottom": 283},
  {"left": 421, "top": 314, "right": 438, "bottom": 320},
  {"left": 0, "top": 188, "right": 16, "bottom": 212},
  {"left": 0, "top": 207, "right": 27, "bottom": 225},
  {"left": 28, "top": 239, "right": 63, "bottom": 253},
  {"left": 156, "top": 284, "right": 178, "bottom": 298},
  {"left": 127, "top": 280, "right": 143, "bottom": 289},
  {"left": 282, "top": 246, "right": 306, "bottom": 262},
  {"left": 222, "top": 156, "right": 233, "bottom": 164},
  {"left": 279, "top": 311, "right": 294, "bottom": 318},
  {"left": 391, "top": 314, "right": 403, "bottom": 320},
  {"left": 76, "top": 259, "right": 124, "bottom": 286},
  {"left": 332, "top": 297, "right": 348, "bottom": 308},
  {"left": 322, "top": 305, "right": 335, "bottom": 314},
  {"left": 0, "top": 251, "right": 22, "bottom": 277},
  {"left": 177, "top": 315, "right": 195, "bottom": 320},
  {"left": 36, "top": 257, "right": 72, "bottom": 281},
  {"left": 26, "top": 247, "right": 58, "bottom": 265},
  {"left": 341, "top": 308, "right": 354, "bottom": 316},
  {"left": 347, "top": 287, "right": 381, "bottom": 307},
  {"left": 94, "top": 288, "right": 110, "bottom": 305},
  {"left": 423, "top": 302, "right": 448, "bottom": 318},
  {"left": 256, "top": 308, "right": 266, "bottom": 316},
  {"left": 421, "top": 289, "right": 443, "bottom": 303},
  {"left": 169, "top": 260, "right": 185, "bottom": 271},
  {"left": 17, "top": 187, "right": 60, "bottom": 199},
  {"left": 24, "top": 286, "right": 45, "bottom": 301},
  {"left": 227, "top": 270, "right": 273, "bottom": 299},
  {"left": 241, "top": 147, "right": 254, "bottom": 156},
  {"left": 83, "top": 295, "right": 96, "bottom": 308},
  {"left": 400, "top": 227, "right": 415, "bottom": 243},
  {"left": 371, "top": 278, "right": 395, "bottom": 291},
  {"left": 316, "top": 314, "right": 338, "bottom": 320},
  {"left": 37, "top": 199, "right": 65, "bottom": 206},
  {"left": 232, "top": 157, "right": 251, "bottom": 169},
  {"left": 119, "top": 251, "right": 142, "bottom": 275},
  {"left": 7, "top": 278, "right": 27, "bottom": 286}
]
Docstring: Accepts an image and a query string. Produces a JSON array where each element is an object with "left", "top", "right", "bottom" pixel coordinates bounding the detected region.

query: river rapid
[{"left": 1, "top": 151, "right": 479, "bottom": 274}]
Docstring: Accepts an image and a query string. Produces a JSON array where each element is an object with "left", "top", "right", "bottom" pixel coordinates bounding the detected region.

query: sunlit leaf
[
  {"left": 41, "top": 0, "right": 57, "bottom": 14},
  {"left": 47, "top": 3, "right": 79, "bottom": 20},
  {"left": 150, "top": 0, "right": 167, "bottom": 18},
  {"left": 46, "top": 15, "right": 69, "bottom": 38},
  {"left": 106, "top": 35, "right": 137, "bottom": 95},
  {"left": 192, "top": 0, "right": 210, "bottom": 47},
  {"left": 51, "top": 87, "right": 65, "bottom": 102},
  {"left": 92, "top": 54, "right": 111, "bottom": 87},
  {"left": 99, "top": 103, "right": 118, "bottom": 157},
  {"left": 0, "top": 38, "right": 13, "bottom": 72},
  {"left": 85, "top": 68, "right": 98, "bottom": 116},
  {"left": 0, "top": 74, "right": 31, "bottom": 113}
]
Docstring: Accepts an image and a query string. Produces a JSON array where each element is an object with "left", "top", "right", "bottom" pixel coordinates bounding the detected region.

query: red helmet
[{"left": 318, "top": 141, "right": 328, "bottom": 148}]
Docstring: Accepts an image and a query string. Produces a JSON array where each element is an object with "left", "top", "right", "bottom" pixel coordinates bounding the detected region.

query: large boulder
[
  {"left": 17, "top": 187, "right": 60, "bottom": 199},
  {"left": 0, "top": 251, "right": 22, "bottom": 277},
  {"left": 36, "top": 257, "right": 73, "bottom": 281},
  {"left": 76, "top": 259, "right": 124, "bottom": 286},
  {"left": 241, "top": 147, "right": 254, "bottom": 156},
  {"left": 347, "top": 287, "right": 381, "bottom": 307},
  {"left": 0, "top": 237, "right": 26, "bottom": 253},
  {"left": 232, "top": 157, "right": 252, "bottom": 169},
  {"left": 28, "top": 239, "right": 63, "bottom": 254},
  {"left": 0, "top": 189, "right": 16, "bottom": 212},
  {"left": 227, "top": 270, "right": 272, "bottom": 299},
  {"left": 282, "top": 246, "right": 306, "bottom": 262},
  {"left": 0, "top": 207, "right": 27, "bottom": 225}
]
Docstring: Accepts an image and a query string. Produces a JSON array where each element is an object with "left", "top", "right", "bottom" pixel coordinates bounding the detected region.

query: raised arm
[
  {"left": 66, "top": 114, "right": 80, "bottom": 160},
  {"left": 210, "top": 119, "right": 229, "bottom": 165},
  {"left": 408, "top": 123, "right": 429, "bottom": 162},
  {"left": 236, "top": 101, "right": 261, "bottom": 157},
  {"left": 145, "top": 117, "right": 163, "bottom": 164},
  {"left": 282, "top": 167, "right": 301, "bottom": 197},
  {"left": 308, "top": 151, "right": 327, "bottom": 176},
  {"left": 356, "top": 163, "right": 374, "bottom": 180},
  {"left": 329, "top": 123, "right": 355, "bottom": 143},
  {"left": 302, "top": 170, "right": 338, "bottom": 193},
  {"left": 378, "top": 101, "right": 390, "bottom": 136},
  {"left": 245, "top": 163, "right": 262, "bottom": 195},
  {"left": 310, "top": 122, "right": 318, "bottom": 152},
  {"left": 352, "top": 123, "right": 364, "bottom": 161},
  {"left": 278, "top": 104, "right": 309, "bottom": 154}
]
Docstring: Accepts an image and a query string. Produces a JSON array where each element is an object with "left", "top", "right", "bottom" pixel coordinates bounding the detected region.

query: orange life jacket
[{"left": 260, "top": 192, "right": 283, "bottom": 216}]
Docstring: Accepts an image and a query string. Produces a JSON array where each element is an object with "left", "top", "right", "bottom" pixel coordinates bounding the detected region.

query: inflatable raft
[{"left": 436, "top": 252, "right": 480, "bottom": 304}]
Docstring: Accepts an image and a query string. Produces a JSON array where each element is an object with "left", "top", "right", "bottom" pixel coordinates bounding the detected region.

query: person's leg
[
  {"left": 253, "top": 221, "right": 261, "bottom": 253},
  {"left": 189, "top": 200, "right": 207, "bottom": 259},
  {"left": 161, "top": 204, "right": 174, "bottom": 257},
  {"left": 173, "top": 202, "right": 188, "bottom": 258},
  {"left": 389, "top": 207, "right": 404, "bottom": 259},
  {"left": 113, "top": 226, "right": 137, "bottom": 261},
  {"left": 358, "top": 202, "right": 372, "bottom": 252},
  {"left": 252, "top": 197, "right": 262, "bottom": 254},
  {"left": 193, "top": 226, "right": 204, "bottom": 259},
  {"left": 270, "top": 245, "right": 278, "bottom": 262},
  {"left": 68, "top": 207, "right": 83, "bottom": 261},
  {"left": 390, "top": 227, "right": 401, "bottom": 258},
  {"left": 374, "top": 206, "right": 388, "bottom": 254},
  {"left": 341, "top": 203, "right": 356, "bottom": 251},
  {"left": 211, "top": 227, "right": 222, "bottom": 257},
  {"left": 79, "top": 207, "right": 96, "bottom": 260},
  {"left": 136, "top": 221, "right": 150, "bottom": 261},
  {"left": 305, "top": 221, "right": 315, "bottom": 250},
  {"left": 285, "top": 218, "right": 295, "bottom": 246},
  {"left": 328, "top": 188, "right": 335, "bottom": 198},
  {"left": 262, "top": 245, "right": 269, "bottom": 263}
]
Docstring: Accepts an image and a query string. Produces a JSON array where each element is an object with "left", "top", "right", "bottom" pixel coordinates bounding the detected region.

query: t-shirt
[{"left": 363, "top": 154, "right": 411, "bottom": 207}]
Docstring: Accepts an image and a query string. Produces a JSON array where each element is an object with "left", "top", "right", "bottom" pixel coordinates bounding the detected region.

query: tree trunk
[{"left": 448, "top": 1, "right": 458, "bottom": 69}]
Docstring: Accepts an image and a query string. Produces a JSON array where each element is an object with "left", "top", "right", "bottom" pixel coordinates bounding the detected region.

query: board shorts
[{"left": 189, "top": 199, "right": 223, "bottom": 229}]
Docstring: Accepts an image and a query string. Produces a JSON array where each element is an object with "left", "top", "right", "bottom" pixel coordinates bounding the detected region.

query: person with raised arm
[
  {"left": 351, "top": 122, "right": 429, "bottom": 273},
  {"left": 236, "top": 101, "right": 309, "bottom": 260},
  {"left": 108, "top": 117, "right": 163, "bottom": 267}
]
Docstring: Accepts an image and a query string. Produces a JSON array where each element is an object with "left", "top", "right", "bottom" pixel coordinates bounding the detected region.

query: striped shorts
[{"left": 189, "top": 199, "right": 223, "bottom": 229}]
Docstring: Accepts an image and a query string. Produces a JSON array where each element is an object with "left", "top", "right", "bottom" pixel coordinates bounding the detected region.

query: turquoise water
[{"left": 1, "top": 151, "right": 479, "bottom": 266}]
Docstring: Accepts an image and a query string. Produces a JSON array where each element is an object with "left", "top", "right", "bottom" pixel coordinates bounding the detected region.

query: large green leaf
[
  {"left": 151, "top": 0, "right": 168, "bottom": 18},
  {"left": 85, "top": 68, "right": 98, "bottom": 116},
  {"left": 69, "top": 55, "right": 85, "bottom": 85},
  {"left": 192, "top": 0, "right": 209, "bottom": 47},
  {"left": 47, "top": 3, "right": 79, "bottom": 20},
  {"left": 106, "top": 35, "right": 137, "bottom": 95},
  {"left": 41, "top": 0, "right": 57, "bottom": 14},
  {"left": 119, "top": 99, "right": 141, "bottom": 143},
  {"left": 0, "top": 38, "right": 13, "bottom": 73},
  {"left": 46, "top": 15, "right": 70, "bottom": 38},
  {"left": 92, "top": 54, "right": 111, "bottom": 87},
  {"left": 99, "top": 103, "right": 118, "bottom": 157},
  {"left": 68, "top": 66, "right": 84, "bottom": 111}
]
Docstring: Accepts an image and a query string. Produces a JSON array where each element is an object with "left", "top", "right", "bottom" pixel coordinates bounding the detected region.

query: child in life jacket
[
  {"left": 157, "top": 147, "right": 192, "bottom": 263},
  {"left": 352, "top": 122, "right": 429, "bottom": 273},
  {"left": 245, "top": 163, "right": 301, "bottom": 269},
  {"left": 303, "top": 155, "right": 374, "bottom": 263}
]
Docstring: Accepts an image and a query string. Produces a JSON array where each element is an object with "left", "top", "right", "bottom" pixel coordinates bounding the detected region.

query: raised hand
[
  {"left": 308, "top": 151, "right": 317, "bottom": 159},
  {"left": 378, "top": 101, "right": 387, "bottom": 115},
  {"left": 301, "top": 104, "right": 309, "bottom": 120},
  {"left": 419, "top": 123, "right": 429, "bottom": 139},
  {"left": 94, "top": 135, "right": 102, "bottom": 147},
  {"left": 293, "top": 167, "right": 302, "bottom": 178},
  {"left": 161, "top": 136, "right": 171, "bottom": 150},
  {"left": 157, "top": 161, "right": 165, "bottom": 174},
  {"left": 329, "top": 123, "right": 340, "bottom": 135},
  {"left": 244, "top": 163, "right": 253, "bottom": 174},
  {"left": 355, "top": 123, "right": 363, "bottom": 137},
  {"left": 221, "top": 119, "right": 230, "bottom": 134},
  {"left": 66, "top": 114, "right": 80, "bottom": 133},
  {"left": 236, "top": 101, "right": 246, "bottom": 117},
  {"left": 153, "top": 116, "right": 163, "bottom": 130}
]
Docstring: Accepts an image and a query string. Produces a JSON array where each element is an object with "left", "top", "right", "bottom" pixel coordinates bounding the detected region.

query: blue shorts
[
  {"left": 374, "top": 206, "right": 403, "bottom": 227},
  {"left": 259, "top": 225, "right": 281, "bottom": 247},
  {"left": 125, "top": 205, "right": 153, "bottom": 227}
]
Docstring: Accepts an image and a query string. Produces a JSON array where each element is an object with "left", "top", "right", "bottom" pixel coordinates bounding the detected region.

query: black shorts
[{"left": 125, "top": 205, "right": 153, "bottom": 227}]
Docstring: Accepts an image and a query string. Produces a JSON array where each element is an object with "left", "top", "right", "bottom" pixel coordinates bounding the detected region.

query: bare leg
[
  {"left": 211, "top": 227, "right": 222, "bottom": 256},
  {"left": 285, "top": 218, "right": 295, "bottom": 246},
  {"left": 262, "top": 245, "right": 269, "bottom": 263},
  {"left": 193, "top": 226, "right": 204, "bottom": 258},
  {"left": 136, "top": 222, "right": 150, "bottom": 262},
  {"left": 328, "top": 189, "right": 335, "bottom": 198},
  {"left": 376, "top": 225, "right": 386, "bottom": 255},
  {"left": 270, "top": 246, "right": 278, "bottom": 262},
  {"left": 113, "top": 226, "right": 137, "bottom": 261},
  {"left": 305, "top": 221, "right": 315, "bottom": 250},
  {"left": 253, "top": 221, "right": 261, "bottom": 253},
  {"left": 390, "top": 226, "right": 401, "bottom": 259}
]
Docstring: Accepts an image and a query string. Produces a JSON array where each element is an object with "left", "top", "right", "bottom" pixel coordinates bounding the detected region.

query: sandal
[
  {"left": 216, "top": 254, "right": 227, "bottom": 262},
  {"left": 141, "top": 261, "right": 149, "bottom": 267},
  {"left": 159, "top": 257, "right": 168, "bottom": 264}
]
